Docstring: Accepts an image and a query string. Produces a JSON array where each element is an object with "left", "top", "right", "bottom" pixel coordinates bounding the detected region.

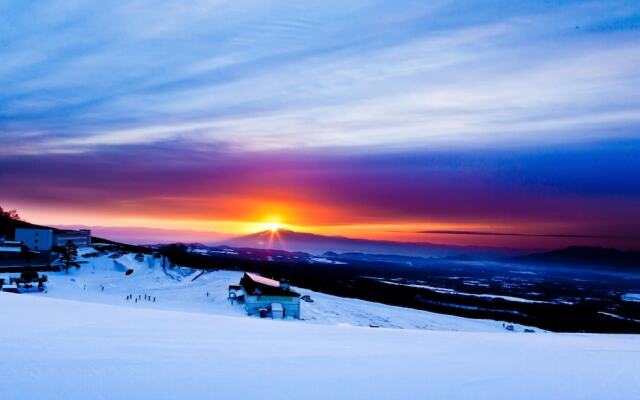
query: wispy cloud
[
  {"left": 418, "top": 230, "right": 622, "bottom": 239},
  {"left": 1, "top": 1, "right": 639, "bottom": 154}
]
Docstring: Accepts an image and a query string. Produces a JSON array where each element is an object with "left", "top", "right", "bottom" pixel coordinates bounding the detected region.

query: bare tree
[
  {"left": 60, "top": 241, "right": 79, "bottom": 274},
  {"left": 0, "top": 206, "right": 22, "bottom": 221}
]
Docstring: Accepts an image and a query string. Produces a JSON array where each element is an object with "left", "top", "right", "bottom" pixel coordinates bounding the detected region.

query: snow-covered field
[
  {"left": 622, "top": 293, "right": 640, "bottom": 302},
  {"left": 8, "top": 249, "right": 529, "bottom": 332},
  {"left": 1, "top": 248, "right": 639, "bottom": 399}
]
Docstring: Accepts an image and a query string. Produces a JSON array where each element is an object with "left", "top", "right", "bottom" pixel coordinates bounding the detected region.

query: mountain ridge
[
  {"left": 221, "top": 228, "right": 533, "bottom": 259},
  {"left": 509, "top": 246, "right": 640, "bottom": 268}
]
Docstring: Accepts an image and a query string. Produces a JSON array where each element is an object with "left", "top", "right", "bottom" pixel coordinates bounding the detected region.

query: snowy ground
[
  {"left": 4, "top": 249, "right": 533, "bottom": 332},
  {"left": 622, "top": 293, "right": 640, "bottom": 302},
  {"left": 2, "top": 293, "right": 639, "bottom": 400},
  {"left": 1, "top": 248, "right": 639, "bottom": 399}
]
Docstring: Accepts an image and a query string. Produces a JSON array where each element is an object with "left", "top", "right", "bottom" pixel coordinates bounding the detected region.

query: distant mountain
[
  {"left": 508, "top": 246, "right": 640, "bottom": 269},
  {"left": 55, "top": 225, "right": 230, "bottom": 245},
  {"left": 0, "top": 216, "right": 146, "bottom": 252},
  {"left": 222, "top": 229, "right": 524, "bottom": 259}
]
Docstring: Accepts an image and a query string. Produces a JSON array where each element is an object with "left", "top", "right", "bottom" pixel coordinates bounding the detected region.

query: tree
[
  {"left": 59, "top": 240, "right": 79, "bottom": 274},
  {"left": 0, "top": 206, "right": 22, "bottom": 221}
]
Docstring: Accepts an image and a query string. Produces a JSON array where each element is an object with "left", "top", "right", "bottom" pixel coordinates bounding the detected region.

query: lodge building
[{"left": 229, "top": 272, "right": 301, "bottom": 319}]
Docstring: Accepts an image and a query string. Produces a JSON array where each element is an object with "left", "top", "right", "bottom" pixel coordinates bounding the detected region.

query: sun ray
[{"left": 267, "top": 222, "right": 281, "bottom": 233}]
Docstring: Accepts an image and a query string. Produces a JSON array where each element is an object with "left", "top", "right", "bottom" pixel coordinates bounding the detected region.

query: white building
[
  {"left": 54, "top": 229, "right": 91, "bottom": 247},
  {"left": 15, "top": 228, "right": 54, "bottom": 251},
  {"left": 14, "top": 228, "right": 91, "bottom": 251},
  {"left": 0, "top": 240, "right": 23, "bottom": 260}
]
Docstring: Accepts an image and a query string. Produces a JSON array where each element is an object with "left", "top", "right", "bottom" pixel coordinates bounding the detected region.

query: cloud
[
  {"left": 1, "top": 140, "right": 639, "bottom": 233},
  {"left": 417, "top": 230, "right": 622, "bottom": 239},
  {"left": 1, "top": 1, "right": 639, "bottom": 154}
]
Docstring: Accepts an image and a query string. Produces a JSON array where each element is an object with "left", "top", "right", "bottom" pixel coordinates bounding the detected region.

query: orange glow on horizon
[
  {"left": 7, "top": 201, "right": 626, "bottom": 249},
  {"left": 9, "top": 198, "right": 535, "bottom": 244}
]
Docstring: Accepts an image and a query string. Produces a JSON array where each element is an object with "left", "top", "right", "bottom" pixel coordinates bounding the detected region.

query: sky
[{"left": 1, "top": 0, "right": 639, "bottom": 249}]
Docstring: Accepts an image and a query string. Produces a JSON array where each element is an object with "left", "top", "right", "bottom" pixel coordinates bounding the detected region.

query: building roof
[
  {"left": 15, "top": 228, "right": 52, "bottom": 233},
  {"left": 240, "top": 272, "right": 300, "bottom": 297},
  {"left": 57, "top": 229, "right": 91, "bottom": 235},
  {"left": 246, "top": 272, "right": 280, "bottom": 287}
]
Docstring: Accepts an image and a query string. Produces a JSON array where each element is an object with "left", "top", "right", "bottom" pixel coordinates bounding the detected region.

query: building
[
  {"left": 231, "top": 272, "right": 301, "bottom": 319},
  {"left": 15, "top": 228, "right": 54, "bottom": 251},
  {"left": 54, "top": 229, "right": 91, "bottom": 248},
  {"left": 0, "top": 240, "right": 23, "bottom": 260},
  {"left": 1, "top": 271, "right": 48, "bottom": 293},
  {"left": 14, "top": 228, "right": 91, "bottom": 251}
]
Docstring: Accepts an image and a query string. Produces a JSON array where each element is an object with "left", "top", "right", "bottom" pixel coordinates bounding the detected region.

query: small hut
[{"left": 233, "top": 272, "right": 301, "bottom": 319}]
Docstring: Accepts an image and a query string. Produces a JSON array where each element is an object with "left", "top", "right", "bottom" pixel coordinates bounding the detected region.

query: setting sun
[{"left": 267, "top": 223, "right": 282, "bottom": 232}]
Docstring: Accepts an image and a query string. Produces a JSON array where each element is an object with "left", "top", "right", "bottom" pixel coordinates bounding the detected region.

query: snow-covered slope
[
  {"left": 21, "top": 249, "right": 532, "bottom": 332},
  {"left": 1, "top": 292, "right": 638, "bottom": 400}
]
